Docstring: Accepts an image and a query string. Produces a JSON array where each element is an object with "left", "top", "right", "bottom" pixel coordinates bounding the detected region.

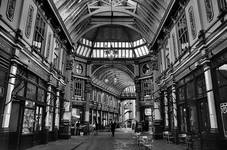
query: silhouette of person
[{"left": 111, "top": 121, "right": 116, "bottom": 137}]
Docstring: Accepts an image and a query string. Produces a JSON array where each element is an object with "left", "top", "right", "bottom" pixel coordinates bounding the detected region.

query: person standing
[
  {"left": 111, "top": 121, "right": 116, "bottom": 137},
  {"left": 76, "top": 121, "right": 80, "bottom": 135}
]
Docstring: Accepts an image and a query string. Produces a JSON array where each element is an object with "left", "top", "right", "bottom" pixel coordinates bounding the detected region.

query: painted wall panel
[
  {"left": 19, "top": 0, "right": 37, "bottom": 45},
  {"left": 0, "top": 0, "right": 23, "bottom": 31},
  {"left": 197, "top": 0, "right": 221, "bottom": 34},
  {"left": 185, "top": 0, "right": 202, "bottom": 46}
]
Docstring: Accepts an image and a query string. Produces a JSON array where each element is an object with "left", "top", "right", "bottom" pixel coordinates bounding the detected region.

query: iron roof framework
[{"left": 53, "top": 0, "right": 174, "bottom": 48}]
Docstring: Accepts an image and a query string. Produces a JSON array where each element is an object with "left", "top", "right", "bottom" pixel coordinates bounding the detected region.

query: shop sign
[
  {"left": 72, "top": 101, "right": 85, "bottom": 106},
  {"left": 220, "top": 102, "right": 227, "bottom": 137},
  {"left": 0, "top": 86, "right": 4, "bottom": 97}
]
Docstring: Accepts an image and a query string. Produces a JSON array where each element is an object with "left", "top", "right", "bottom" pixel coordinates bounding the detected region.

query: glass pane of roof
[{"left": 75, "top": 38, "right": 148, "bottom": 58}]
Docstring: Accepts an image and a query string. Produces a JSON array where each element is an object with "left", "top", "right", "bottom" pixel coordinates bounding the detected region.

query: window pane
[
  {"left": 26, "top": 83, "right": 37, "bottom": 100},
  {"left": 22, "top": 109, "right": 35, "bottom": 134}
]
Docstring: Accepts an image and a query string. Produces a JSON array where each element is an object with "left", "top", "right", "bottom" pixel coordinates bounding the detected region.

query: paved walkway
[{"left": 26, "top": 128, "right": 186, "bottom": 150}]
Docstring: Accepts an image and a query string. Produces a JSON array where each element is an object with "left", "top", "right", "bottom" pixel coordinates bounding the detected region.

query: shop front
[
  {"left": 0, "top": 35, "right": 13, "bottom": 150},
  {"left": 212, "top": 51, "right": 227, "bottom": 148}
]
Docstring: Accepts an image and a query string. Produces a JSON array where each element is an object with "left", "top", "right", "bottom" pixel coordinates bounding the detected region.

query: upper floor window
[
  {"left": 177, "top": 13, "right": 189, "bottom": 55},
  {"left": 6, "top": 0, "right": 16, "bottom": 21},
  {"left": 141, "top": 79, "right": 153, "bottom": 100},
  {"left": 74, "top": 79, "right": 84, "bottom": 99},
  {"left": 33, "top": 12, "right": 46, "bottom": 55},
  {"left": 75, "top": 64, "right": 83, "bottom": 74},
  {"left": 53, "top": 40, "right": 61, "bottom": 69}
]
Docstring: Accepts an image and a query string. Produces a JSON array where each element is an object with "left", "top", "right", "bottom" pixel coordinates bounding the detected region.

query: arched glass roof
[
  {"left": 76, "top": 38, "right": 149, "bottom": 58},
  {"left": 53, "top": 0, "right": 174, "bottom": 48}
]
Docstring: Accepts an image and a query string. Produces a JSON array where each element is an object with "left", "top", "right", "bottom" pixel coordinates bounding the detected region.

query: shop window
[
  {"left": 216, "top": 64, "right": 227, "bottom": 137},
  {"left": 198, "top": 101, "right": 210, "bottom": 132},
  {"left": 216, "top": 64, "right": 227, "bottom": 101},
  {"left": 32, "top": 12, "right": 46, "bottom": 55},
  {"left": 189, "top": 103, "right": 199, "bottom": 133},
  {"left": 177, "top": 13, "right": 189, "bottom": 55},
  {"left": 196, "top": 75, "right": 206, "bottom": 98},
  {"left": 186, "top": 80, "right": 195, "bottom": 100},
  {"left": 26, "top": 83, "right": 37, "bottom": 100},
  {"left": 22, "top": 108, "right": 35, "bottom": 134},
  {"left": 179, "top": 105, "right": 188, "bottom": 132},
  {"left": 205, "top": 0, "right": 214, "bottom": 22},
  {"left": 6, "top": 0, "right": 16, "bottom": 21},
  {"left": 188, "top": 6, "right": 197, "bottom": 39},
  {"left": 25, "top": 5, "right": 34, "bottom": 38},
  {"left": 34, "top": 106, "right": 43, "bottom": 131},
  {"left": 178, "top": 86, "right": 186, "bottom": 102},
  {"left": 48, "top": 91, "right": 55, "bottom": 131}
]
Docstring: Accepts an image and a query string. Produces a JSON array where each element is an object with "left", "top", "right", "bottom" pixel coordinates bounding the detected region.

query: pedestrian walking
[{"left": 110, "top": 121, "right": 116, "bottom": 137}]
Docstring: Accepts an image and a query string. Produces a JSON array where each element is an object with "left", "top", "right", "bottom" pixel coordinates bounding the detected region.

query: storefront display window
[
  {"left": 26, "top": 83, "right": 37, "bottom": 100},
  {"left": 199, "top": 101, "right": 210, "bottom": 132},
  {"left": 34, "top": 106, "right": 43, "bottom": 131},
  {"left": 189, "top": 104, "right": 199, "bottom": 133},
  {"left": 22, "top": 109, "right": 35, "bottom": 134},
  {"left": 216, "top": 64, "right": 227, "bottom": 137},
  {"left": 179, "top": 105, "right": 188, "bottom": 132}
]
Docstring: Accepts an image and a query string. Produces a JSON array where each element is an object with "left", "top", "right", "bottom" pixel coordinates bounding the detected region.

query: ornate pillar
[
  {"left": 202, "top": 59, "right": 218, "bottom": 131},
  {"left": 172, "top": 83, "right": 178, "bottom": 129},
  {"left": 135, "top": 78, "right": 141, "bottom": 122},
  {"left": 55, "top": 88, "right": 60, "bottom": 128},
  {"left": 45, "top": 84, "right": 52, "bottom": 127},
  {"left": 164, "top": 90, "right": 169, "bottom": 130},
  {"left": 2, "top": 63, "right": 17, "bottom": 128},
  {"left": 84, "top": 79, "right": 92, "bottom": 122}
]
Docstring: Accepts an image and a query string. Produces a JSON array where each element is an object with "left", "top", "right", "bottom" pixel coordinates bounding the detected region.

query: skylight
[{"left": 75, "top": 38, "right": 149, "bottom": 58}]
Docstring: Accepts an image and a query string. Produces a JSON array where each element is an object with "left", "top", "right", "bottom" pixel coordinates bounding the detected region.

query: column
[
  {"left": 84, "top": 80, "right": 92, "bottom": 123},
  {"left": 45, "top": 85, "right": 52, "bottom": 127},
  {"left": 164, "top": 90, "right": 169, "bottom": 129},
  {"left": 203, "top": 59, "right": 218, "bottom": 131},
  {"left": 55, "top": 89, "right": 60, "bottom": 128},
  {"left": 172, "top": 83, "right": 178, "bottom": 129},
  {"left": 135, "top": 78, "right": 141, "bottom": 122},
  {"left": 2, "top": 63, "right": 17, "bottom": 128},
  {"left": 91, "top": 109, "right": 94, "bottom": 124}
]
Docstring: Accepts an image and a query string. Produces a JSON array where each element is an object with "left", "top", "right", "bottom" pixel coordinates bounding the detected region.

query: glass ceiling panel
[{"left": 75, "top": 38, "right": 149, "bottom": 58}]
